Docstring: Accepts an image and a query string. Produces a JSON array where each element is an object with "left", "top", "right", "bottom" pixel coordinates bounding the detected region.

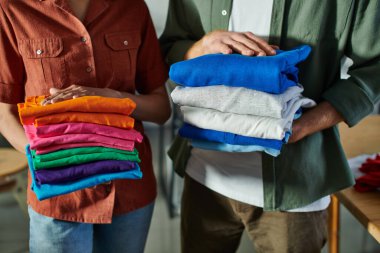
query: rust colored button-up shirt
[{"left": 0, "top": 0, "right": 168, "bottom": 223}]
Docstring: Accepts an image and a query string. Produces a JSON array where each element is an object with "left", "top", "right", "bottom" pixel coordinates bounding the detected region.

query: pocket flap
[
  {"left": 19, "top": 38, "right": 63, "bottom": 58},
  {"left": 105, "top": 31, "right": 141, "bottom": 51}
]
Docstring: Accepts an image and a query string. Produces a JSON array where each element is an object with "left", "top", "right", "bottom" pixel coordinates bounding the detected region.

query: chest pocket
[
  {"left": 105, "top": 31, "right": 141, "bottom": 88},
  {"left": 18, "top": 38, "right": 67, "bottom": 93}
]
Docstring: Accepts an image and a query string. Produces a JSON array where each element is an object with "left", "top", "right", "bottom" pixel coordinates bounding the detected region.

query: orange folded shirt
[
  {"left": 18, "top": 96, "right": 136, "bottom": 125},
  {"left": 34, "top": 112, "right": 135, "bottom": 129},
  {"left": 19, "top": 96, "right": 47, "bottom": 108}
]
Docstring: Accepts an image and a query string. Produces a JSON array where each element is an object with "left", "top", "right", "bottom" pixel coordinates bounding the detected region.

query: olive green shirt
[{"left": 160, "top": 0, "right": 380, "bottom": 210}]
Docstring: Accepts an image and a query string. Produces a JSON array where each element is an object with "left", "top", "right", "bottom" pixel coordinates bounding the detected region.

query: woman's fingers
[
  {"left": 42, "top": 85, "right": 84, "bottom": 105},
  {"left": 48, "top": 92, "right": 73, "bottom": 104},
  {"left": 49, "top": 87, "right": 61, "bottom": 95},
  {"left": 42, "top": 85, "right": 76, "bottom": 104}
]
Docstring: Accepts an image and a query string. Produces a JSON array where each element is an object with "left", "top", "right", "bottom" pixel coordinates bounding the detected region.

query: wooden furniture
[
  {"left": 328, "top": 115, "right": 380, "bottom": 253},
  {"left": 0, "top": 148, "right": 28, "bottom": 192}
]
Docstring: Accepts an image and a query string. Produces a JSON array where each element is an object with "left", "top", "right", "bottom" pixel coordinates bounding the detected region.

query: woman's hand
[
  {"left": 41, "top": 85, "right": 122, "bottom": 105},
  {"left": 185, "top": 30, "right": 278, "bottom": 59},
  {"left": 41, "top": 84, "right": 171, "bottom": 125}
]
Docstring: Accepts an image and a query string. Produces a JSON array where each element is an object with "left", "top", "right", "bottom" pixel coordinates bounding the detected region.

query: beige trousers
[{"left": 181, "top": 175, "right": 327, "bottom": 253}]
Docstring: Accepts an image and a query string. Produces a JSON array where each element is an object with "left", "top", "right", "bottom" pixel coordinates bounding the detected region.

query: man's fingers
[
  {"left": 244, "top": 32, "right": 276, "bottom": 55},
  {"left": 200, "top": 31, "right": 277, "bottom": 57},
  {"left": 216, "top": 42, "right": 233, "bottom": 54},
  {"left": 224, "top": 38, "right": 254, "bottom": 56},
  {"left": 231, "top": 34, "right": 266, "bottom": 56},
  {"left": 270, "top": 45, "right": 280, "bottom": 50}
]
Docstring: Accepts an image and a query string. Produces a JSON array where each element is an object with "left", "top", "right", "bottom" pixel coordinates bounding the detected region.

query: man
[
  {"left": 0, "top": 0, "right": 170, "bottom": 252},
  {"left": 160, "top": 0, "right": 380, "bottom": 252}
]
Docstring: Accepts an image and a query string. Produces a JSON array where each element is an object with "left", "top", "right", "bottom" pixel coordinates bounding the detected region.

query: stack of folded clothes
[
  {"left": 354, "top": 154, "right": 380, "bottom": 192},
  {"left": 170, "top": 45, "right": 316, "bottom": 157},
  {"left": 18, "top": 96, "right": 143, "bottom": 200}
]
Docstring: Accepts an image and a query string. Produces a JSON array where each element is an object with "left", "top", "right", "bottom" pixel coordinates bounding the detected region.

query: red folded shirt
[
  {"left": 359, "top": 154, "right": 380, "bottom": 173},
  {"left": 354, "top": 155, "right": 380, "bottom": 192}
]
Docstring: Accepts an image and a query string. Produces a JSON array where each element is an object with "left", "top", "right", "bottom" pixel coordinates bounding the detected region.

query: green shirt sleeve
[
  {"left": 159, "top": 0, "right": 201, "bottom": 64},
  {"left": 322, "top": 0, "right": 380, "bottom": 127}
]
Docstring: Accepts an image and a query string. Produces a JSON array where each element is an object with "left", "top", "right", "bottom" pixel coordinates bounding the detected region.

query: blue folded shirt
[
  {"left": 25, "top": 145, "right": 143, "bottom": 201},
  {"left": 169, "top": 45, "right": 311, "bottom": 94},
  {"left": 179, "top": 123, "right": 285, "bottom": 149}
]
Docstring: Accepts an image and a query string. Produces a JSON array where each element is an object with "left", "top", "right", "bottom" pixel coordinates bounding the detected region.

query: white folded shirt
[
  {"left": 172, "top": 85, "right": 312, "bottom": 118},
  {"left": 181, "top": 94, "right": 316, "bottom": 140}
]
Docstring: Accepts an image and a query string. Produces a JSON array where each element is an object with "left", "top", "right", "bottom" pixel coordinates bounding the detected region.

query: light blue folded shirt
[
  {"left": 25, "top": 145, "right": 143, "bottom": 201},
  {"left": 190, "top": 139, "right": 281, "bottom": 157}
]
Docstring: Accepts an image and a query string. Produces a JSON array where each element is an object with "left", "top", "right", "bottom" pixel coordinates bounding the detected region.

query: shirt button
[
  {"left": 81, "top": 37, "right": 87, "bottom": 43},
  {"left": 36, "top": 49, "right": 43, "bottom": 55},
  {"left": 221, "top": 10, "right": 228, "bottom": 16},
  {"left": 86, "top": 66, "right": 92, "bottom": 73},
  {"left": 123, "top": 40, "right": 128, "bottom": 46}
]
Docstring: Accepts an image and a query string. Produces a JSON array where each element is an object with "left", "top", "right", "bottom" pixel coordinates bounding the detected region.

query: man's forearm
[
  {"left": 0, "top": 103, "right": 28, "bottom": 153},
  {"left": 289, "top": 101, "right": 345, "bottom": 143}
]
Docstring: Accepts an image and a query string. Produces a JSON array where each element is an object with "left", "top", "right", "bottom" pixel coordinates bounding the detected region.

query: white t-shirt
[{"left": 185, "top": 0, "right": 331, "bottom": 212}]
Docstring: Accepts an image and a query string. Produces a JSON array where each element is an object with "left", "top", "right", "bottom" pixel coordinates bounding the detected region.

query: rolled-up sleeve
[
  {"left": 159, "top": 0, "right": 198, "bottom": 65},
  {"left": 0, "top": 5, "right": 25, "bottom": 104},
  {"left": 322, "top": 0, "right": 380, "bottom": 126},
  {"left": 135, "top": 2, "right": 168, "bottom": 95}
]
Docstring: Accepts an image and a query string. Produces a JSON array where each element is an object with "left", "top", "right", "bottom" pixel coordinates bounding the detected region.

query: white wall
[{"left": 145, "top": 0, "right": 169, "bottom": 36}]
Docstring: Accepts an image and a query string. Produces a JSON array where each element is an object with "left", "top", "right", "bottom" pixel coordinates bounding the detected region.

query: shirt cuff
[
  {"left": 0, "top": 82, "right": 24, "bottom": 104},
  {"left": 322, "top": 78, "right": 374, "bottom": 127}
]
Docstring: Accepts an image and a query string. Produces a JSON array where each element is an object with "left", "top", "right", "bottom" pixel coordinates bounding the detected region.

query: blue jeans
[{"left": 28, "top": 202, "right": 155, "bottom": 253}]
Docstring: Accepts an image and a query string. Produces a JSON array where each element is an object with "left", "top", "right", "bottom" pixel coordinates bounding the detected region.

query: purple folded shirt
[{"left": 34, "top": 160, "right": 136, "bottom": 185}]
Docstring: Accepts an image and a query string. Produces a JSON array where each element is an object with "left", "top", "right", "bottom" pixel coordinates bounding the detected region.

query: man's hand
[
  {"left": 185, "top": 30, "right": 278, "bottom": 59},
  {"left": 41, "top": 85, "right": 122, "bottom": 105},
  {"left": 288, "top": 101, "right": 345, "bottom": 143}
]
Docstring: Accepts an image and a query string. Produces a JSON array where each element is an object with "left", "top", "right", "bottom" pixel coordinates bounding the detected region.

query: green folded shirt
[
  {"left": 32, "top": 146, "right": 138, "bottom": 162},
  {"left": 31, "top": 147, "right": 140, "bottom": 170}
]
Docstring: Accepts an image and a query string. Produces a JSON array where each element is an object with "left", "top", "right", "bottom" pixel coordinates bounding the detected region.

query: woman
[{"left": 0, "top": 0, "right": 170, "bottom": 252}]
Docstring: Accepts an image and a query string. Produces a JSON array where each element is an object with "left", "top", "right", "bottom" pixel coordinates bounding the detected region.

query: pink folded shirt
[
  {"left": 24, "top": 126, "right": 136, "bottom": 151},
  {"left": 25, "top": 123, "right": 143, "bottom": 142},
  {"left": 35, "top": 142, "right": 134, "bottom": 155}
]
